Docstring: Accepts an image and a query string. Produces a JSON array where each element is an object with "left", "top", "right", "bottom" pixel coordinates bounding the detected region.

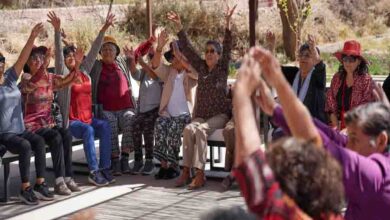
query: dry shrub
[
  {"left": 327, "top": 0, "right": 389, "bottom": 36},
  {"left": 120, "top": 0, "right": 250, "bottom": 61}
]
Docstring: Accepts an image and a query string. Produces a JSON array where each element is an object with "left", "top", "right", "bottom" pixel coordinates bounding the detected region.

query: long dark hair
[{"left": 338, "top": 57, "right": 369, "bottom": 77}]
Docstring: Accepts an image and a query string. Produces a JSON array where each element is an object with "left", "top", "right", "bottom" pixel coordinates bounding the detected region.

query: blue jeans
[{"left": 69, "top": 118, "right": 112, "bottom": 171}]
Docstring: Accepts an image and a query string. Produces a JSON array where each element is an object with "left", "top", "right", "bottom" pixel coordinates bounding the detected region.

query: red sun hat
[{"left": 333, "top": 40, "right": 369, "bottom": 65}]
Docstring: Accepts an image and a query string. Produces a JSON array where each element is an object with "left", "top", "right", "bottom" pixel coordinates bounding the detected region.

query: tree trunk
[{"left": 277, "top": 0, "right": 300, "bottom": 61}]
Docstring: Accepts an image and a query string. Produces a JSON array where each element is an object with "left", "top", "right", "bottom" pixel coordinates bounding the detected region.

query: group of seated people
[
  {"left": 0, "top": 7, "right": 237, "bottom": 205},
  {"left": 0, "top": 5, "right": 389, "bottom": 219}
]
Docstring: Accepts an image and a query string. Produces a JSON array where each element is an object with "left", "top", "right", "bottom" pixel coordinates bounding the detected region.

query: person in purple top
[{"left": 247, "top": 46, "right": 390, "bottom": 220}]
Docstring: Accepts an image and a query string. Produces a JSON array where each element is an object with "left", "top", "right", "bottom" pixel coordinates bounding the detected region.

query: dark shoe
[
  {"left": 164, "top": 166, "right": 180, "bottom": 179},
  {"left": 111, "top": 158, "right": 122, "bottom": 176},
  {"left": 33, "top": 182, "right": 54, "bottom": 201},
  {"left": 155, "top": 167, "right": 167, "bottom": 180},
  {"left": 19, "top": 186, "right": 39, "bottom": 205},
  {"left": 131, "top": 160, "right": 143, "bottom": 175},
  {"left": 54, "top": 182, "right": 71, "bottom": 196},
  {"left": 221, "top": 175, "right": 235, "bottom": 191},
  {"left": 101, "top": 169, "right": 116, "bottom": 184},
  {"left": 88, "top": 171, "right": 109, "bottom": 187},
  {"left": 175, "top": 167, "right": 191, "bottom": 187},
  {"left": 121, "top": 157, "right": 131, "bottom": 174},
  {"left": 66, "top": 178, "right": 81, "bottom": 192},
  {"left": 142, "top": 159, "right": 155, "bottom": 175}
]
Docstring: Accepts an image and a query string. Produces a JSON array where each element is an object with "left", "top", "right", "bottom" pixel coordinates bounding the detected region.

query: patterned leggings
[
  {"left": 154, "top": 114, "right": 191, "bottom": 166},
  {"left": 129, "top": 108, "right": 159, "bottom": 161},
  {"left": 102, "top": 109, "right": 136, "bottom": 158}
]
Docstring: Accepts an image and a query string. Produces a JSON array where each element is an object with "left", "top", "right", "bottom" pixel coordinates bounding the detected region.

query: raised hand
[
  {"left": 101, "top": 13, "right": 116, "bottom": 32},
  {"left": 60, "top": 28, "right": 67, "bottom": 39},
  {"left": 157, "top": 29, "right": 169, "bottom": 52},
  {"left": 123, "top": 45, "right": 135, "bottom": 61},
  {"left": 235, "top": 54, "right": 262, "bottom": 96},
  {"left": 307, "top": 34, "right": 320, "bottom": 63},
  {"left": 167, "top": 11, "right": 183, "bottom": 32},
  {"left": 225, "top": 4, "right": 237, "bottom": 21},
  {"left": 250, "top": 46, "right": 283, "bottom": 88},
  {"left": 47, "top": 11, "right": 61, "bottom": 31},
  {"left": 265, "top": 30, "right": 276, "bottom": 52},
  {"left": 373, "top": 82, "right": 390, "bottom": 107},
  {"left": 30, "top": 23, "right": 44, "bottom": 39}
]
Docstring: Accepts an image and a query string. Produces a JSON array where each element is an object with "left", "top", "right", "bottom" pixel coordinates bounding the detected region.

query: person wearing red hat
[{"left": 326, "top": 40, "right": 375, "bottom": 131}]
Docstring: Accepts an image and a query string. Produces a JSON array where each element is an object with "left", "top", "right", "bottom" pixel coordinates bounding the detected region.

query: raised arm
[
  {"left": 151, "top": 29, "right": 169, "bottom": 69},
  {"left": 251, "top": 46, "right": 322, "bottom": 147},
  {"left": 48, "top": 11, "right": 67, "bottom": 78},
  {"left": 233, "top": 55, "right": 262, "bottom": 166},
  {"left": 82, "top": 13, "right": 115, "bottom": 73},
  {"left": 168, "top": 11, "right": 204, "bottom": 72},
  {"left": 265, "top": 30, "right": 276, "bottom": 53},
  {"left": 219, "top": 4, "right": 235, "bottom": 70},
  {"left": 137, "top": 57, "right": 158, "bottom": 80},
  {"left": 14, "top": 23, "right": 44, "bottom": 76}
]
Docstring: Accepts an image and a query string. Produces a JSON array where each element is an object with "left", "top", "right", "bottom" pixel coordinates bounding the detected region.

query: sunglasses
[
  {"left": 205, "top": 49, "right": 216, "bottom": 54},
  {"left": 297, "top": 53, "right": 311, "bottom": 59},
  {"left": 0, "top": 56, "right": 5, "bottom": 63},
  {"left": 342, "top": 55, "right": 358, "bottom": 63}
]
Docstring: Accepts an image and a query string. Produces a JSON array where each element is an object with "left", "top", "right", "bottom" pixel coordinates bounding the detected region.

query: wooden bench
[
  {"left": 207, "top": 129, "right": 226, "bottom": 171},
  {"left": 0, "top": 138, "right": 84, "bottom": 203}
]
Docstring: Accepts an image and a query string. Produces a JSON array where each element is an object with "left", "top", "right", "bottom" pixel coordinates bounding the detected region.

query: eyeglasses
[
  {"left": 297, "top": 53, "right": 311, "bottom": 59},
  {"left": 342, "top": 55, "right": 358, "bottom": 63},
  {"left": 0, "top": 56, "right": 5, "bottom": 63},
  {"left": 29, "top": 54, "right": 44, "bottom": 61},
  {"left": 205, "top": 49, "right": 216, "bottom": 54}
]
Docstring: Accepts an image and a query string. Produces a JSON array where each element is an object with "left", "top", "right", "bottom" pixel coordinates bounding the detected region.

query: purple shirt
[{"left": 272, "top": 106, "right": 390, "bottom": 220}]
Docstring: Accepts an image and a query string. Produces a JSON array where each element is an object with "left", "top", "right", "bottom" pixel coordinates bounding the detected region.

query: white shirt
[{"left": 167, "top": 72, "right": 189, "bottom": 117}]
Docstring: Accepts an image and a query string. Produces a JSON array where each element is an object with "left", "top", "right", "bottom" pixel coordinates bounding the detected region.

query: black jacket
[
  {"left": 382, "top": 74, "right": 390, "bottom": 101},
  {"left": 281, "top": 61, "right": 327, "bottom": 123}
]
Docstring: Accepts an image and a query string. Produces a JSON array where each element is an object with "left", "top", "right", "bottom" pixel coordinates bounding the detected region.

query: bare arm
[
  {"left": 167, "top": 11, "right": 204, "bottom": 72},
  {"left": 233, "top": 55, "right": 262, "bottom": 167},
  {"left": 13, "top": 23, "right": 44, "bottom": 76},
  {"left": 151, "top": 29, "right": 169, "bottom": 69}
]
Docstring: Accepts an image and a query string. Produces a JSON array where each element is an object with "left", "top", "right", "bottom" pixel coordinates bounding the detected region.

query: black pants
[
  {"left": 130, "top": 108, "right": 159, "bottom": 161},
  {"left": 36, "top": 127, "right": 73, "bottom": 178},
  {"left": 0, "top": 131, "right": 46, "bottom": 183}
]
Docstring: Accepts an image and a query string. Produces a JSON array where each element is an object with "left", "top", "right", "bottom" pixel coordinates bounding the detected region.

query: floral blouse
[
  {"left": 325, "top": 72, "right": 375, "bottom": 117},
  {"left": 20, "top": 67, "right": 76, "bottom": 132}
]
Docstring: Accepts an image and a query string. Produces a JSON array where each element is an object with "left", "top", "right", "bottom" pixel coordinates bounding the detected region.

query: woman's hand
[
  {"left": 307, "top": 34, "right": 321, "bottom": 64},
  {"left": 30, "top": 23, "right": 45, "bottom": 39},
  {"left": 250, "top": 46, "right": 283, "bottom": 88},
  {"left": 47, "top": 11, "right": 61, "bottom": 31},
  {"left": 167, "top": 11, "right": 183, "bottom": 32},
  {"left": 373, "top": 82, "right": 390, "bottom": 107},
  {"left": 156, "top": 29, "right": 169, "bottom": 52},
  {"left": 224, "top": 4, "right": 237, "bottom": 30},
  {"left": 101, "top": 13, "right": 116, "bottom": 32}
]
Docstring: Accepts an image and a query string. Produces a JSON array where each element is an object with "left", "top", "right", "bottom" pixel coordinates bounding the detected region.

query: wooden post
[
  {"left": 249, "top": 0, "right": 257, "bottom": 47},
  {"left": 146, "top": 0, "right": 153, "bottom": 37},
  {"left": 249, "top": 0, "right": 270, "bottom": 144}
]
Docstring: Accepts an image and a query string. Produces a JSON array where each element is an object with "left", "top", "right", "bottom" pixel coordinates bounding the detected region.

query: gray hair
[{"left": 345, "top": 102, "right": 390, "bottom": 143}]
